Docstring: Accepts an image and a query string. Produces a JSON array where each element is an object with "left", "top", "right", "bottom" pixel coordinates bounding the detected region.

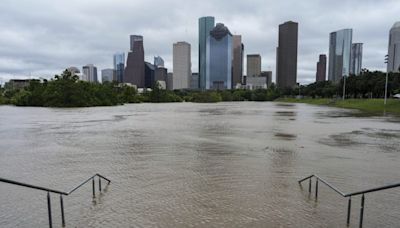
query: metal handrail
[
  {"left": 0, "top": 173, "right": 111, "bottom": 228},
  {"left": 299, "top": 174, "right": 400, "bottom": 228}
]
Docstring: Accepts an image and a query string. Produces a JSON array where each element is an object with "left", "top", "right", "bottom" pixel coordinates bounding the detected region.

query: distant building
[
  {"left": 4, "top": 79, "right": 35, "bottom": 90},
  {"left": 124, "top": 35, "right": 145, "bottom": 88},
  {"left": 232, "top": 35, "right": 244, "bottom": 87},
  {"left": 113, "top": 52, "right": 125, "bottom": 83},
  {"left": 245, "top": 76, "right": 267, "bottom": 90},
  {"left": 155, "top": 67, "right": 168, "bottom": 86},
  {"left": 144, "top": 62, "right": 155, "bottom": 88},
  {"left": 350, "top": 43, "right": 363, "bottom": 75},
  {"left": 388, "top": 22, "right": 400, "bottom": 72},
  {"left": 199, "top": 16, "right": 215, "bottom": 90},
  {"left": 173, "top": 41, "right": 191, "bottom": 89},
  {"left": 154, "top": 56, "right": 165, "bottom": 68},
  {"left": 190, "top": 73, "right": 199, "bottom": 89},
  {"left": 101, "top": 69, "right": 114, "bottom": 83},
  {"left": 206, "top": 23, "right": 232, "bottom": 90},
  {"left": 167, "top": 72, "right": 173, "bottom": 90},
  {"left": 247, "top": 54, "right": 261, "bottom": 77},
  {"left": 328, "top": 29, "right": 352, "bottom": 82},
  {"left": 260, "top": 71, "right": 272, "bottom": 87},
  {"left": 66, "top": 66, "right": 80, "bottom": 76},
  {"left": 276, "top": 21, "right": 298, "bottom": 88},
  {"left": 82, "top": 64, "right": 98, "bottom": 82},
  {"left": 316, "top": 54, "right": 327, "bottom": 82}
]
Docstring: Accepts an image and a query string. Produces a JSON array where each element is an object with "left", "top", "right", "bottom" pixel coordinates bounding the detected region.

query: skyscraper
[
  {"left": 144, "top": 62, "right": 155, "bottom": 88},
  {"left": 199, "top": 16, "right": 215, "bottom": 90},
  {"left": 387, "top": 22, "right": 400, "bottom": 72},
  {"left": 328, "top": 29, "right": 352, "bottom": 82},
  {"left": 350, "top": 43, "right": 363, "bottom": 75},
  {"left": 247, "top": 54, "right": 261, "bottom": 77},
  {"left": 173, "top": 41, "right": 191, "bottom": 89},
  {"left": 101, "top": 69, "right": 114, "bottom": 83},
  {"left": 124, "top": 35, "right": 145, "bottom": 87},
  {"left": 190, "top": 73, "right": 199, "bottom": 89},
  {"left": 206, "top": 23, "right": 232, "bottom": 90},
  {"left": 261, "top": 71, "right": 273, "bottom": 87},
  {"left": 82, "top": 64, "right": 98, "bottom": 82},
  {"left": 232, "top": 35, "right": 244, "bottom": 87},
  {"left": 113, "top": 52, "right": 125, "bottom": 83},
  {"left": 276, "top": 21, "right": 298, "bottom": 88},
  {"left": 316, "top": 54, "right": 327, "bottom": 82},
  {"left": 154, "top": 56, "right": 165, "bottom": 68}
]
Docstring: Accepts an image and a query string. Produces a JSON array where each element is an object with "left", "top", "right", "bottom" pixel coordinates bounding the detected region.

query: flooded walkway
[{"left": 0, "top": 102, "right": 399, "bottom": 227}]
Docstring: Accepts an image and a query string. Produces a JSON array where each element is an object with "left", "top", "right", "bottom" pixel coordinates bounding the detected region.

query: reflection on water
[{"left": 0, "top": 102, "right": 399, "bottom": 227}]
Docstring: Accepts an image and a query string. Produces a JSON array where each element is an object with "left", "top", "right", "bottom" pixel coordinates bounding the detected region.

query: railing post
[
  {"left": 60, "top": 195, "right": 65, "bottom": 227},
  {"left": 309, "top": 177, "right": 312, "bottom": 193},
  {"left": 315, "top": 178, "right": 319, "bottom": 199},
  {"left": 347, "top": 197, "right": 351, "bottom": 226},
  {"left": 47, "top": 192, "right": 52, "bottom": 228},
  {"left": 359, "top": 194, "right": 365, "bottom": 228},
  {"left": 92, "top": 178, "right": 95, "bottom": 198},
  {"left": 99, "top": 177, "right": 102, "bottom": 192}
]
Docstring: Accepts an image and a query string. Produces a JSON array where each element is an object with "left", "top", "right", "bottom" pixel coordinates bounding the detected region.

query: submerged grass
[{"left": 276, "top": 98, "right": 400, "bottom": 115}]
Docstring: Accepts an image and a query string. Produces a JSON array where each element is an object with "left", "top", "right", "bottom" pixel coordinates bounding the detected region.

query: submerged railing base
[
  {"left": 299, "top": 174, "right": 400, "bottom": 228},
  {"left": 0, "top": 173, "right": 111, "bottom": 228}
]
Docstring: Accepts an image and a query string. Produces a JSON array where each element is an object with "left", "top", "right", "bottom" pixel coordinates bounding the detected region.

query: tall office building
[
  {"left": 247, "top": 54, "right": 261, "bottom": 77},
  {"left": 113, "top": 52, "right": 125, "bottom": 82},
  {"left": 261, "top": 71, "right": 272, "bottom": 87},
  {"left": 173, "top": 41, "right": 191, "bottom": 89},
  {"left": 154, "top": 56, "right": 165, "bottom": 68},
  {"left": 206, "top": 23, "right": 232, "bottom": 90},
  {"left": 276, "top": 21, "right": 298, "bottom": 88},
  {"left": 232, "top": 35, "right": 244, "bottom": 87},
  {"left": 144, "top": 62, "right": 155, "bottom": 88},
  {"left": 328, "top": 29, "right": 352, "bottom": 82},
  {"left": 101, "top": 69, "right": 114, "bottom": 83},
  {"left": 167, "top": 73, "right": 173, "bottom": 90},
  {"left": 190, "top": 73, "right": 199, "bottom": 89},
  {"left": 82, "top": 64, "right": 98, "bottom": 82},
  {"left": 387, "top": 22, "right": 400, "bottom": 72},
  {"left": 350, "top": 43, "right": 363, "bottom": 75},
  {"left": 199, "top": 16, "right": 215, "bottom": 90},
  {"left": 316, "top": 54, "right": 327, "bottom": 82},
  {"left": 124, "top": 35, "right": 145, "bottom": 87},
  {"left": 155, "top": 67, "right": 168, "bottom": 84}
]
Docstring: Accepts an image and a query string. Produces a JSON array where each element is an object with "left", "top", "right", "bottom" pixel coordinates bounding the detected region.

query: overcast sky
[{"left": 0, "top": 0, "right": 399, "bottom": 85}]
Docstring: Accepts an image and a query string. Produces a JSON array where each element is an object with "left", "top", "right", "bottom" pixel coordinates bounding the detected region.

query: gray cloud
[{"left": 0, "top": 0, "right": 399, "bottom": 85}]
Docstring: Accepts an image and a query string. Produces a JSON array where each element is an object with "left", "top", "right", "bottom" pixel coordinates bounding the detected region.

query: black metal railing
[
  {"left": 0, "top": 173, "right": 111, "bottom": 228},
  {"left": 299, "top": 174, "right": 400, "bottom": 228}
]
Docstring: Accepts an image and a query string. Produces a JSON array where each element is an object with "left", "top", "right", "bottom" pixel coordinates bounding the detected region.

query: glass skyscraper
[
  {"left": 350, "top": 43, "right": 363, "bottom": 75},
  {"left": 388, "top": 22, "right": 400, "bottom": 72},
  {"left": 113, "top": 52, "right": 125, "bottom": 82},
  {"left": 198, "top": 16, "right": 215, "bottom": 90},
  {"left": 328, "top": 29, "right": 352, "bottom": 82},
  {"left": 206, "top": 23, "right": 232, "bottom": 90}
]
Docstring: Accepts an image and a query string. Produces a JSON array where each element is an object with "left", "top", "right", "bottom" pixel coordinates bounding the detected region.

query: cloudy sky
[{"left": 0, "top": 0, "right": 399, "bottom": 85}]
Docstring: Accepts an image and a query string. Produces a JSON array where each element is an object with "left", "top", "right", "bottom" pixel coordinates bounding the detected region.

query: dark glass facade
[
  {"left": 124, "top": 35, "right": 145, "bottom": 87},
  {"left": 316, "top": 54, "right": 327, "bottom": 82},
  {"left": 328, "top": 29, "right": 352, "bottom": 82},
  {"left": 198, "top": 16, "right": 215, "bottom": 90},
  {"left": 276, "top": 21, "right": 298, "bottom": 88}
]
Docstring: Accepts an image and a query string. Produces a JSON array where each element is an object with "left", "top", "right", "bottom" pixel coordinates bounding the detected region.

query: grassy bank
[{"left": 276, "top": 98, "right": 400, "bottom": 115}]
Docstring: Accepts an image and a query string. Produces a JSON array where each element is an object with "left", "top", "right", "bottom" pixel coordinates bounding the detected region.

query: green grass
[{"left": 276, "top": 98, "right": 400, "bottom": 115}]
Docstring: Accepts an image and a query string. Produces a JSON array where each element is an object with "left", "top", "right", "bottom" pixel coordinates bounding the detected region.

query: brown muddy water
[{"left": 0, "top": 102, "right": 399, "bottom": 227}]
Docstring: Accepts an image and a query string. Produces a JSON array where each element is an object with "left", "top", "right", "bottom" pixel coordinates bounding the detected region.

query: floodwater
[{"left": 0, "top": 102, "right": 399, "bottom": 227}]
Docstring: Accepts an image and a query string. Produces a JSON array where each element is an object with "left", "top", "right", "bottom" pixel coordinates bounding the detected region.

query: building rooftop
[
  {"left": 210, "top": 23, "right": 232, "bottom": 40},
  {"left": 392, "top": 21, "right": 400, "bottom": 29}
]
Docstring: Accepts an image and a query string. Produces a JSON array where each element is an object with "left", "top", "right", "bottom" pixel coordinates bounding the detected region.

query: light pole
[{"left": 384, "top": 55, "right": 389, "bottom": 105}]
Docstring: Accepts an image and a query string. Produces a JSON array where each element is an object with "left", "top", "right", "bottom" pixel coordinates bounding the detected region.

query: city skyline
[{"left": 0, "top": 0, "right": 399, "bottom": 85}]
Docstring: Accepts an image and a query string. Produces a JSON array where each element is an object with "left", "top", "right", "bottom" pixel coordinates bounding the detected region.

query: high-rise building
[
  {"left": 173, "top": 41, "right": 191, "bottom": 90},
  {"left": 316, "top": 54, "right": 327, "bottom": 82},
  {"left": 155, "top": 67, "right": 168, "bottom": 84},
  {"left": 167, "top": 72, "right": 173, "bottom": 90},
  {"left": 232, "top": 35, "right": 244, "bottom": 87},
  {"left": 199, "top": 16, "right": 215, "bottom": 90},
  {"left": 144, "top": 62, "right": 155, "bottom": 88},
  {"left": 154, "top": 56, "right": 165, "bottom": 68},
  {"left": 206, "top": 23, "right": 232, "bottom": 90},
  {"left": 82, "top": 64, "right": 98, "bottom": 82},
  {"left": 261, "top": 71, "right": 272, "bottom": 87},
  {"left": 124, "top": 35, "right": 145, "bottom": 88},
  {"left": 101, "top": 69, "right": 114, "bottom": 83},
  {"left": 190, "top": 73, "right": 199, "bottom": 89},
  {"left": 387, "top": 22, "right": 400, "bottom": 72},
  {"left": 113, "top": 52, "right": 125, "bottom": 82},
  {"left": 276, "top": 21, "right": 298, "bottom": 88},
  {"left": 350, "top": 43, "right": 363, "bottom": 75},
  {"left": 247, "top": 54, "right": 261, "bottom": 77},
  {"left": 328, "top": 29, "right": 352, "bottom": 82}
]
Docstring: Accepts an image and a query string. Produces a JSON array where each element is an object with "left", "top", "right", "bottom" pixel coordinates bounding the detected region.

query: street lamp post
[{"left": 384, "top": 55, "right": 389, "bottom": 105}]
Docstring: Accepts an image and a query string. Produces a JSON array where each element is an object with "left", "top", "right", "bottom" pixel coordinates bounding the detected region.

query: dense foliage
[{"left": 0, "top": 70, "right": 399, "bottom": 107}]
